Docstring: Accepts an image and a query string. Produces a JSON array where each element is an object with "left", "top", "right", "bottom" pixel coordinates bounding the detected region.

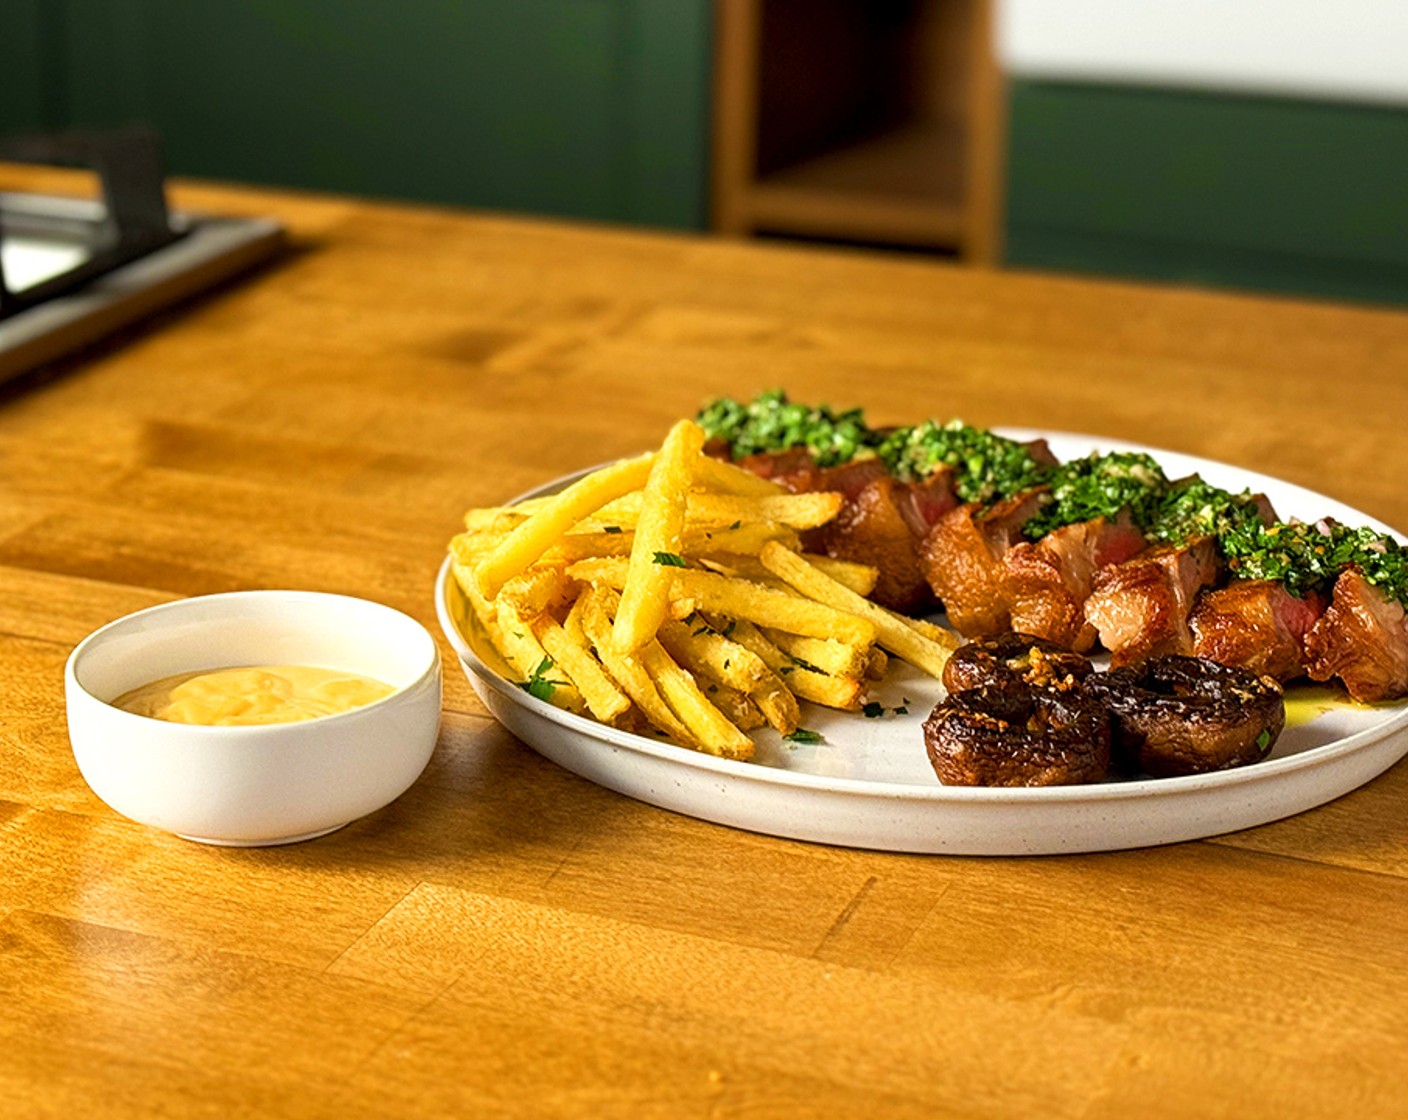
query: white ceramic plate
[{"left": 435, "top": 432, "right": 1408, "bottom": 855}]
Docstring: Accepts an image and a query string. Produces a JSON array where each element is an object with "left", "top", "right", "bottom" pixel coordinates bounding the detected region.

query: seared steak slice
[
  {"left": 825, "top": 475, "right": 936, "bottom": 613},
  {"left": 1190, "top": 579, "right": 1326, "bottom": 682},
  {"left": 1085, "top": 537, "right": 1220, "bottom": 666},
  {"left": 1003, "top": 511, "right": 1147, "bottom": 652},
  {"left": 920, "top": 488, "right": 1049, "bottom": 637},
  {"left": 895, "top": 467, "right": 960, "bottom": 535},
  {"left": 729, "top": 449, "right": 954, "bottom": 613},
  {"left": 1304, "top": 568, "right": 1408, "bottom": 702},
  {"left": 735, "top": 449, "right": 890, "bottom": 499}
]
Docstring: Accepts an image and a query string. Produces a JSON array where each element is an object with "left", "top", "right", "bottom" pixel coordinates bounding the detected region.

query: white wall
[{"left": 998, "top": 1, "right": 1408, "bottom": 107}]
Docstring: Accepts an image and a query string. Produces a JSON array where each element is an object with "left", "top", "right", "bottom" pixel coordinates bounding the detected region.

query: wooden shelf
[
  {"left": 712, "top": 0, "right": 1003, "bottom": 262},
  {"left": 749, "top": 121, "right": 967, "bottom": 247}
]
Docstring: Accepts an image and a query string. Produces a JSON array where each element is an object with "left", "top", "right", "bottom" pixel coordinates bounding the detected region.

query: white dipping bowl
[{"left": 65, "top": 590, "right": 441, "bottom": 846}]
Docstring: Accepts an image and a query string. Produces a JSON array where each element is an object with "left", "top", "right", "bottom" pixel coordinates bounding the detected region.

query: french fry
[
  {"left": 637, "top": 642, "right": 754, "bottom": 760},
  {"left": 474, "top": 452, "right": 655, "bottom": 599},
  {"left": 673, "top": 569, "right": 876, "bottom": 646},
  {"left": 803, "top": 555, "right": 879, "bottom": 597},
  {"left": 686, "top": 492, "right": 843, "bottom": 530},
  {"left": 759, "top": 541, "right": 957, "bottom": 678},
  {"left": 748, "top": 675, "right": 801, "bottom": 735},
  {"left": 724, "top": 618, "right": 864, "bottom": 711},
  {"left": 494, "top": 598, "right": 584, "bottom": 713},
  {"left": 576, "top": 490, "right": 843, "bottom": 532},
  {"left": 533, "top": 614, "right": 631, "bottom": 724},
  {"left": 694, "top": 550, "right": 872, "bottom": 596},
  {"left": 463, "top": 507, "right": 528, "bottom": 534},
  {"left": 580, "top": 587, "right": 697, "bottom": 748},
  {"left": 761, "top": 630, "right": 870, "bottom": 680},
  {"left": 452, "top": 560, "right": 517, "bottom": 675},
  {"left": 899, "top": 613, "right": 953, "bottom": 645},
  {"left": 566, "top": 555, "right": 630, "bottom": 587},
  {"left": 657, "top": 617, "right": 772, "bottom": 693},
  {"left": 707, "top": 685, "right": 767, "bottom": 732},
  {"left": 500, "top": 564, "right": 575, "bottom": 617},
  {"left": 452, "top": 412, "right": 969, "bottom": 761},
  {"left": 613, "top": 420, "right": 704, "bottom": 653},
  {"left": 687, "top": 615, "right": 801, "bottom": 733},
  {"left": 685, "top": 521, "right": 800, "bottom": 556},
  {"left": 691, "top": 455, "right": 786, "bottom": 496}
]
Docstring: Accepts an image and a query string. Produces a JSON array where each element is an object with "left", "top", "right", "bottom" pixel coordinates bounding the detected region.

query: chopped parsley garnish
[
  {"left": 517, "top": 656, "right": 566, "bottom": 702},
  {"left": 878, "top": 419, "right": 1050, "bottom": 503},
  {"left": 696, "top": 389, "right": 874, "bottom": 467},
  {"left": 691, "top": 393, "right": 1408, "bottom": 607},
  {"left": 653, "top": 551, "right": 687, "bottom": 567},
  {"left": 1148, "top": 478, "right": 1267, "bottom": 547},
  {"left": 784, "top": 728, "right": 824, "bottom": 744},
  {"left": 862, "top": 702, "right": 886, "bottom": 718},
  {"left": 786, "top": 654, "right": 824, "bottom": 674},
  {"left": 603, "top": 525, "right": 623, "bottom": 534},
  {"left": 1222, "top": 519, "right": 1408, "bottom": 603},
  {"left": 1256, "top": 729, "right": 1272, "bottom": 753},
  {"left": 1023, "top": 452, "right": 1167, "bottom": 539}
]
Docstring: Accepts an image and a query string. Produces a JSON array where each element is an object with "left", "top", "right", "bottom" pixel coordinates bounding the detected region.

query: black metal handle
[{"left": 0, "top": 129, "right": 183, "bottom": 318}]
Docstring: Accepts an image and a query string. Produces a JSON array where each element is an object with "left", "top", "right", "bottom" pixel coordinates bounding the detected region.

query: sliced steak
[
  {"left": 1189, "top": 579, "right": 1326, "bottom": 682},
  {"left": 1002, "top": 511, "right": 1147, "bottom": 652},
  {"left": 920, "top": 488, "right": 1049, "bottom": 637},
  {"left": 824, "top": 474, "right": 936, "bottom": 613},
  {"left": 1304, "top": 568, "right": 1408, "bottom": 702},
  {"left": 1084, "top": 537, "right": 1221, "bottom": 667}
]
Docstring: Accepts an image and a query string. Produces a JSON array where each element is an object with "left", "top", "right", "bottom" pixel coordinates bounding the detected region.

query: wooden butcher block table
[{"left": 2, "top": 168, "right": 1406, "bottom": 1119}]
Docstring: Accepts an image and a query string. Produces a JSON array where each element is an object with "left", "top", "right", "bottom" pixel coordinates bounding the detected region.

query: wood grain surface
[{"left": 3, "top": 166, "right": 1407, "bottom": 1119}]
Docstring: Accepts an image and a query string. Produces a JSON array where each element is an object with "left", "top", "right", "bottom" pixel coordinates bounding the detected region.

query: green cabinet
[
  {"left": 4, "top": 0, "right": 712, "bottom": 230},
  {"left": 1005, "top": 80, "right": 1408, "bottom": 306}
]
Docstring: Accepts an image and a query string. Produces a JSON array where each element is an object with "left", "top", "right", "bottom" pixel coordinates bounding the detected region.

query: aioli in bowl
[{"left": 113, "top": 665, "right": 397, "bottom": 727}]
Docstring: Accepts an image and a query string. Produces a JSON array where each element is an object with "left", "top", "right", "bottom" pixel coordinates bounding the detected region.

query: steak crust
[
  {"left": 1304, "top": 568, "right": 1408, "bottom": 702},
  {"left": 919, "top": 489, "right": 1049, "bottom": 637},
  {"left": 1002, "top": 512, "right": 1146, "bottom": 652},
  {"left": 1084, "top": 538, "right": 1220, "bottom": 667},
  {"left": 1189, "top": 579, "right": 1325, "bottom": 682}
]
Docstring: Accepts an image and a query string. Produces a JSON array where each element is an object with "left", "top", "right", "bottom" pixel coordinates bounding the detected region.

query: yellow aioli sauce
[{"left": 114, "top": 665, "right": 396, "bottom": 726}]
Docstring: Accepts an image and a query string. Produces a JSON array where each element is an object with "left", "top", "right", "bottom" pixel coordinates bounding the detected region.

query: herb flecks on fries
[{"left": 449, "top": 419, "right": 958, "bottom": 760}]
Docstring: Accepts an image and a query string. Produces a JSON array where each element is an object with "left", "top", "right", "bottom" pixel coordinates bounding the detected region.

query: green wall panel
[
  {"left": 0, "top": 0, "right": 57, "bottom": 136},
  {"left": 13, "top": 0, "right": 711, "bottom": 229},
  {"left": 1005, "top": 80, "right": 1408, "bottom": 305}
]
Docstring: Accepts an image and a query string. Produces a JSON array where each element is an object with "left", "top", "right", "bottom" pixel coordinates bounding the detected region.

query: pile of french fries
[{"left": 449, "top": 419, "right": 958, "bottom": 761}]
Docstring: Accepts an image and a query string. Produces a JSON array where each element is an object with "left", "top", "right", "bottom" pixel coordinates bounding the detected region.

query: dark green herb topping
[
  {"left": 518, "top": 656, "right": 566, "bottom": 702},
  {"left": 1222, "top": 519, "right": 1408, "bottom": 603},
  {"left": 696, "top": 389, "right": 873, "bottom": 468},
  {"left": 784, "top": 728, "right": 824, "bottom": 744},
  {"left": 1023, "top": 452, "right": 1167, "bottom": 540},
  {"left": 693, "top": 393, "right": 1408, "bottom": 606},
  {"left": 878, "top": 419, "right": 1050, "bottom": 502},
  {"left": 653, "top": 551, "right": 687, "bottom": 568},
  {"left": 603, "top": 525, "right": 623, "bottom": 534},
  {"left": 1147, "top": 478, "right": 1267, "bottom": 547}
]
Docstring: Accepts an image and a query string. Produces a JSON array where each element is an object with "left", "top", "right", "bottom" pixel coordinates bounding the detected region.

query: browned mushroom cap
[
  {"left": 1085, "top": 655, "right": 1285, "bottom": 778},
  {"left": 941, "top": 632, "right": 1094, "bottom": 695},
  {"left": 922, "top": 681, "right": 1111, "bottom": 787}
]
